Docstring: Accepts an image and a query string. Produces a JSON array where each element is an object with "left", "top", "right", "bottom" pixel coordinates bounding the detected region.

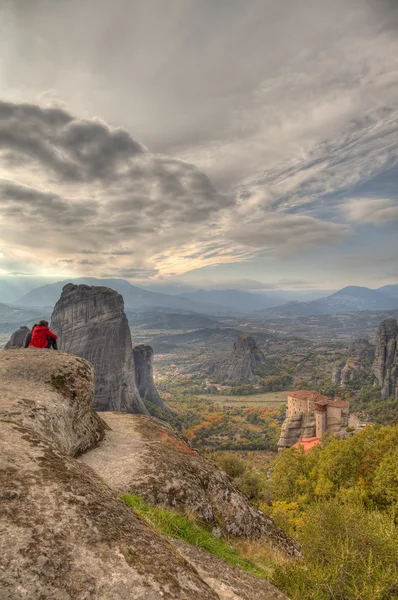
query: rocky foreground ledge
[{"left": 0, "top": 349, "right": 292, "bottom": 600}]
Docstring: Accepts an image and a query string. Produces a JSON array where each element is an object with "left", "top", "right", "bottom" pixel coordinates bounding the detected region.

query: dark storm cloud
[
  {"left": 0, "top": 100, "right": 144, "bottom": 182},
  {"left": 0, "top": 179, "right": 97, "bottom": 223},
  {"left": 0, "top": 99, "right": 234, "bottom": 275}
]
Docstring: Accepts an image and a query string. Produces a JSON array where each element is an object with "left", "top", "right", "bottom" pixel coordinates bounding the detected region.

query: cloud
[
  {"left": 343, "top": 198, "right": 398, "bottom": 224},
  {"left": 226, "top": 212, "right": 350, "bottom": 257},
  {"left": 0, "top": 99, "right": 234, "bottom": 275},
  {"left": 0, "top": 0, "right": 397, "bottom": 285}
]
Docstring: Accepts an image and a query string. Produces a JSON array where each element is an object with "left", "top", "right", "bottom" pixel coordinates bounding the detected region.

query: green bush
[
  {"left": 272, "top": 500, "right": 398, "bottom": 600},
  {"left": 215, "top": 453, "right": 246, "bottom": 478}
]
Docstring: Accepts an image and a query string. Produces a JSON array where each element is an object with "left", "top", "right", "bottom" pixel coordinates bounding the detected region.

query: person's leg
[{"left": 47, "top": 337, "right": 58, "bottom": 350}]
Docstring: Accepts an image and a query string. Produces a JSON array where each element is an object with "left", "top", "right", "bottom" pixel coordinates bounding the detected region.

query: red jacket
[{"left": 29, "top": 326, "right": 58, "bottom": 349}]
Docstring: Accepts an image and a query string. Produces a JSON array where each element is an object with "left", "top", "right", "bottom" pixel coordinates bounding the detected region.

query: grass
[
  {"left": 196, "top": 391, "right": 288, "bottom": 407},
  {"left": 122, "top": 493, "right": 269, "bottom": 578}
]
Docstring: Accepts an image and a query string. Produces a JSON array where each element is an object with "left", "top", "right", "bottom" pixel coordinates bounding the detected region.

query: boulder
[
  {"left": 0, "top": 349, "right": 106, "bottom": 456},
  {"left": 4, "top": 325, "right": 30, "bottom": 349},
  {"left": 80, "top": 412, "right": 300, "bottom": 557},
  {"left": 133, "top": 344, "right": 170, "bottom": 416},
  {"left": 51, "top": 283, "right": 149, "bottom": 414}
]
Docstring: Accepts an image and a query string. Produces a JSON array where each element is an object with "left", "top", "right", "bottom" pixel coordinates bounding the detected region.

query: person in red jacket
[{"left": 28, "top": 320, "right": 58, "bottom": 349}]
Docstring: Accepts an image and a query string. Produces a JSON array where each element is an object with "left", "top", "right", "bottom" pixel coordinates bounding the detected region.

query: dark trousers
[{"left": 47, "top": 337, "right": 58, "bottom": 350}]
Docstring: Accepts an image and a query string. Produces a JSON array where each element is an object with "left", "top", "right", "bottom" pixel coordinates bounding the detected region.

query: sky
[{"left": 0, "top": 0, "right": 397, "bottom": 293}]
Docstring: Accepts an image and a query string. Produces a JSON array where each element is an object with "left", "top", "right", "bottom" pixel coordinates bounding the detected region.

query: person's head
[
  {"left": 38, "top": 319, "right": 49, "bottom": 327},
  {"left": 31, "top": 323, "right": 38, "bottom": 331}
]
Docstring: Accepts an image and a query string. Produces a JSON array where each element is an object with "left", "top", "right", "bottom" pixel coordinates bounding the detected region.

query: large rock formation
[
  {"left": 0, "top": 349, "right": 291, "bottom": 599},
  {"left": 185, "top": 334, "right": 267, "bottom": 385},
  {"left": 332, "top": 338, "right": 374, "bottom": 388},
  {"left": 133, "top": 344, "right": 170, "bottom": 416},
  {"left": 225, "top": 335, "right": 267, "bottom": 384},
  {"left": 4, "top": 325, "right": 30, "bottom": 349},
  {"left": 373, "top": 318, "right": 398, "bottom": 399},
  {"left": 80, "top": 412, "right": 300, "bottom": 557},
  {"left": 51, "top": 283, "right": 149, "bottom": 414}
]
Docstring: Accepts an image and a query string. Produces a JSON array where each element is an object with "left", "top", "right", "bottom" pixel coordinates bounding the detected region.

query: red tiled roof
[
  {"left": 292, "top": 437, "right": 321, "bottom": 453},
  {"left": 328, "top": 399, "right": 348, "bottom": 408}
]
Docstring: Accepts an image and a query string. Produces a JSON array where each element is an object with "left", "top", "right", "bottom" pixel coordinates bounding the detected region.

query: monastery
[{"left": 278, "top": 390, "right": 349, "bottom": 451}]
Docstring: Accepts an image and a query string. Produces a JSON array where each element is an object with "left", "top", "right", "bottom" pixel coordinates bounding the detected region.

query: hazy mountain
[
  {"left": 0, "top": 276, "right": 59, "bottom": 304},
  {"left": 0, "top": 302, "right": 47, "bottom": 333},
  {"left": 260, "top": 286, "right": 398, "bottom": 316},
  {"left": 17, "top": 278, "right": 229, "bottom": 314},
  {"left": 377, "top": 284, "right": 398, "bottom": 299},
  {"left": 181, "top": 289, "right": 286, "bottom": 311}
]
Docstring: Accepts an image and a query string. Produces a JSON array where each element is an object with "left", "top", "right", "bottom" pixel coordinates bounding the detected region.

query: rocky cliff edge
[{"left": 0, "top": 349, "right": 292, "bottom": 599}]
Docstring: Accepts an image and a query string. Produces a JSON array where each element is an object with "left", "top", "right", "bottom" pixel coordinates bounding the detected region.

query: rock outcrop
[
  {"left": 172, "top": 540, "right": 289, "bottom": 600},
  {"left": 0, "top": 349, "right": 292, "bottom": 599},
  {"left": 185, "top": 334, "right": 267, "bottom": 385},
  {"left": 80, "top": 412, "right": 300, "bottom": 557},
  {"left": 133, "top": 344, "right": 170, "bottom": 416},
  {"left": 51, "top": 283, "right": 149, "bottom": 414},
  {"left": 4, "top": 325, "right": 29, "bottom": 349},
  {"left": 225, "top": 335, "right": 267, "bottom": 384},
  {"left": 278, "top": 412, "right": 316, "bottom": 450},
  {"left": 373, "top": 318, "right": 398, "bottom": 399},
  {"left": 333, "top": 338, "right": 374, "bottom": 388},
  {"left": 0, "top": 349, "right": 106, "bottom": 456}
]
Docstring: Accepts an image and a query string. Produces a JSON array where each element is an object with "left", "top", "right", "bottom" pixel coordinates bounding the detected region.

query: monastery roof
[
  {"left": 288, "top": 390, "right": 330, "bottom": 402},
  {"left": 292, "top": 437, "right": 321, "bottom": 454},
  {"left": 289, "top": 390, "right": 348, "bottom": 409},
  {"left": 328, "top": 398, "right": 348, "bottom": 408}
]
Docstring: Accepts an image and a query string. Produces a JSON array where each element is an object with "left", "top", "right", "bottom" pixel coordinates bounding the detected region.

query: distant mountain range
[
  {"left": 16, "top": 278, "right": 289, "bottom": 314},
  {"left": 1, "top": 277, "right": 398, "bottom": 319},
  {"left": 259, "top": 286, "right": 398, "bottom": 316}
]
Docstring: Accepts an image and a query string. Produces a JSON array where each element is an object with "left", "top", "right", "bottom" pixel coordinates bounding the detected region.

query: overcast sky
[{"left": 0, "top": 0, "right": 397, "bottom": 291}]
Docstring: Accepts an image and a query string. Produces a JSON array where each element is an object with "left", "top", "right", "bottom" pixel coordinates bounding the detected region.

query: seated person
[{"left": 28, "top": 320, "right": 58, "bottom": 349}]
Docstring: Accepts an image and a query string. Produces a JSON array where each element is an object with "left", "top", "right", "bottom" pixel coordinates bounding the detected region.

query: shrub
[
  {"left": 272, "top": 500, "right": 398, "bottom": 600},
  {"left": 215, "top": 453, "right": 246, "bottom": 478}
]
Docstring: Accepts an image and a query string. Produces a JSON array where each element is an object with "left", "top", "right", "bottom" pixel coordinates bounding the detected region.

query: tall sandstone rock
[
  {"left": 225, "top": 334, "right": 267, "bottom": 384},
  {"left": 133, "top": 344, "right": 170, "bottom": 416},
  {"left": 185, "top": 334, "right": 267, "bottom": 385},
  {"left": 373, "top": 318, "right": 398, "bottom": 399},
  {"left": 51, "top": 283, "right": 149, "bottom": 414},
  {"left": 4, "top": 325, "right": 30, "bottom": 349}
]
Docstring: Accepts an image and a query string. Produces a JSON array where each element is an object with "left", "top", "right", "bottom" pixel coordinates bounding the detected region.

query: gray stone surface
[
  {"left": 0, "top": 348, "right": 292, "bottom": 600},
  {"left": 133, "top": 344, "right": 170, "bottom": 416},
  {"left": 173, "top": 539, "right": 290, "bottom": 600},
  {"left": 333, "top": 338, "right": 375, "bottom": 388},
  {"left": 277, "top": 412, "right": 316, "bottom": 450},
  {"left": 373, "top": 318, "right": 398, "bottom": 399},
  {"left": 4, "top": 325, "right": 30, "bottom": 349},
  {"left": 80, "top": 412, "right": 301, "bottom": 557},
  {"left": 51, "top": 283, "right": 149, "bottom": 414},
  {"left": 0, "top": 349, "right": 106, "bottom": 456}
]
